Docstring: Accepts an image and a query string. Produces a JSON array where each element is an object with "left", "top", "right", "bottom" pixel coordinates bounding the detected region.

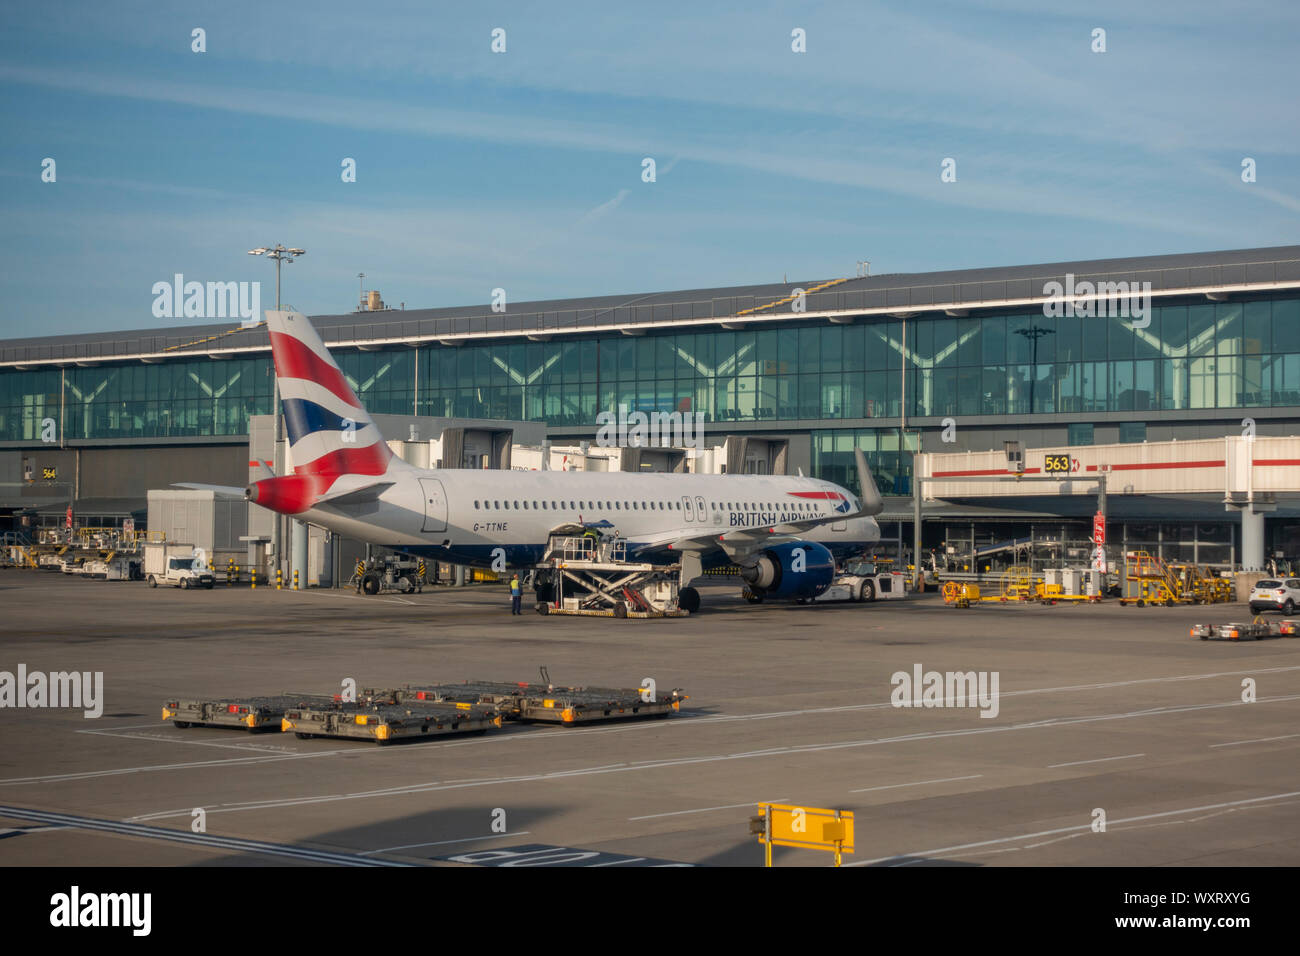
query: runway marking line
[
  {"left": 627, "top": 798, "right": 789, "bottom": 822},
  {"left": 850, "top": 775, "right": 983, "bottom": 794},
  {"left": 847, "top": 790, "right": 1300, "bottom": 866},
  {"left": 0, "top": 804, "right": 411, "bottom": 867},
  {"left": 359, "top": 832, "right": 530, "bottom": 855},
  {"left": 1047, "top": 753, "right": 1146, "bottom": 769},
  {"left": 1210, "top": 733, "right": 1300, "bottom": 748}
]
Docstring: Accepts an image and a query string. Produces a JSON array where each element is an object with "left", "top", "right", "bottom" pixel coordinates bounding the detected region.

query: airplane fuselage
[{"left": 287, "top": 466, "right": 881, "bottom": 570}]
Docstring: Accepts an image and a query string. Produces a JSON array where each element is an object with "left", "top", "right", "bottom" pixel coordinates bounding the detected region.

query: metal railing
[{"left": 5, "top": 257, "right": 1299, "bottom": 366}]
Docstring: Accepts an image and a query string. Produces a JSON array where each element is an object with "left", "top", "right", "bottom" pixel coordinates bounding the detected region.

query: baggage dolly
[
  {"left": 281, "top": 698, "right": 503, "bottom": 744},
  {"left": 380, "top": 676, "right": 688, "bottom": 726},
  {"left": 162, "top": 694, "right": 339, "bottom": 732},
  {"left": 1190, "top": 619, "right": 1297, "bottom": 641}
]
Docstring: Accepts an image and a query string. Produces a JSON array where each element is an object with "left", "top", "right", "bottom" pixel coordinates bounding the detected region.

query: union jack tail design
[{"left": 252, "top": 310, "right": 405, "bottom": 514}]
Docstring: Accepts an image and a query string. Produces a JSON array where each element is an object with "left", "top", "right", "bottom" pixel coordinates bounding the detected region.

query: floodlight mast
[{"left": 246, "top": 244, "right": 306, "bottom": 579}]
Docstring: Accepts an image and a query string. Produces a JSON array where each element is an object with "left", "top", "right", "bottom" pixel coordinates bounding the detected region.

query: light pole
[
  {"left": 1014, "top": 325, "right": 1053, "bottom": 413},
  {"left": 247, "top": 245, "right": 306, "bottom": 581}
]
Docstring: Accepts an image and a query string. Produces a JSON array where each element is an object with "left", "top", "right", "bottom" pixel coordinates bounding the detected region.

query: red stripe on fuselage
[
  {"left": 269, "top": 331, "right": 362, "bottom": 409},
  {"left": 788, "top": 490, "right": 844, "bottom": 500}
]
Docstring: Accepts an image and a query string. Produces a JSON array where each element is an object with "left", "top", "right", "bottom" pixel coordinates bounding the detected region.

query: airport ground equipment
[
  {"left": 144, "top": 542, "right": 215, "bottom": 589},
  {"left": 80, "top": 551, "right": 143, "bottom": 580},
  {"left": 351, "top": 552, "right": 426, "bottom": 595},
  {"left": 1190, "top": 619, "right": 1299, "bottom": 641},
  {"left": 751, "top": 803, "right": 854, "bottom": 867},
  {"left": 533, "top": 527, "right": 689, "bottom": 618},
  {"left": 1120, "top": 551, "right": 1235, "bottom": 606},
  {"left": 281, "top": 697, "right": 503, "bottom": 744},
  {"left": 814, "top": 559, "right": 907, "bottom": 603},
  {"left": 382, "top": 676, "right": 688, "bottom": 726},
  {"left": 162, "top": 694, "right": 336, "bottom": 731}
]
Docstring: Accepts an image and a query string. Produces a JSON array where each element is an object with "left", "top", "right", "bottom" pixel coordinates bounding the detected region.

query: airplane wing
[{"left": 172, "top": 482, "right": 246, "bottom": 499}]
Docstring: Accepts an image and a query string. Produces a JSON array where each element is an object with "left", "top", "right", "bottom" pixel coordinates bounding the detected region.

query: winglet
[{"left": 855, "top": 449, "right": 885, "bottom": 516}]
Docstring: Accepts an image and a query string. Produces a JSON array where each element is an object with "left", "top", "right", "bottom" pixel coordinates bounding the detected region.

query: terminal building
[{"left": 2, "top": 244, "right": 1298, "bottom": 574}]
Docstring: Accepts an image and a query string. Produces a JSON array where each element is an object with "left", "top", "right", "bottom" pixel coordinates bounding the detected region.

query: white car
[{"left": 1248, "top": 579, "right": 1300, "bottom": 615}]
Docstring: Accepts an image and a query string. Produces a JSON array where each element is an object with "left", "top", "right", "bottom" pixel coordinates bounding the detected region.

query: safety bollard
[
  {"left": 293, "top": 569, "right": 299, "bottom": 591},
  {"left": 251, "top": 569, "right": 257, "bottom": 590},
  {"left": 276, "top": 568, "right": 282, "bottom": 590}
]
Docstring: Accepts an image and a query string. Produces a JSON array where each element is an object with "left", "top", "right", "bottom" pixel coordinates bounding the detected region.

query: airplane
[{"left": 182, "top": 309, "right": 885, "bottom": 611}]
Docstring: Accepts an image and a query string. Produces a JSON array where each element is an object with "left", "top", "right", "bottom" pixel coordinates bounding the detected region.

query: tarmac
[{"left": 1, "top": 572, "right": 1298, "bottom": 867}]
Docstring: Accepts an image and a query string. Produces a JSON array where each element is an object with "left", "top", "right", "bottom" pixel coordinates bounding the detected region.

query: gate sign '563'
[{"left": 1044, "top": 454, "right": 1078, "bottom": 474}]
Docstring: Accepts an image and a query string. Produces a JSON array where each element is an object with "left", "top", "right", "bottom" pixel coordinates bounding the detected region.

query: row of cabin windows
[{"left": 471, "top": 498, "right": 825, "bottom": 513}]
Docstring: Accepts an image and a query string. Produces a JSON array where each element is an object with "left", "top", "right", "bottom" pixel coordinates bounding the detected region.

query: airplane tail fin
[{"left": 264, "top": 309, "right": 396, "bottom": 478}]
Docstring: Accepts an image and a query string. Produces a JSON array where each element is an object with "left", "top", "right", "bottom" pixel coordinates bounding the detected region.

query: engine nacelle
[{"left": 740, "top": 541, "right": 834, "bottom": 600}]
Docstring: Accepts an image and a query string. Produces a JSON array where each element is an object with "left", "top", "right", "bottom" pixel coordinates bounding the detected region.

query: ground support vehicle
[
  {"left": 533, "top": 528, "right": 689, "bottom": 618},
  {"left": 1120, "top": 551, "right": 1234, "bottom": 606},
  {"left": 281, "top": 698, "right": 503, "bottom": 744},
  {"left": 351, "top": 553, "right": 427, "bottom": 595},
  {"left": 1190, "top": 620, "right": 1300, "bottom": 641},
  {"left": 162, "top": 694, "right": 333, "bottom": 731},
  {"left": 382, "top": 678, "right": 688, "bottom": 726},
  {"left": 144, "top": 543, "right": 215, "bottom": 589},
  {"left": 813, "top": 559, "right": 907, "bottom": 603}
]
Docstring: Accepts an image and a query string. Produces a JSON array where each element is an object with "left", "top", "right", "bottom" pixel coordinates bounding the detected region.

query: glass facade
[{"left": 2, "top": 294, "right": 1297, "bottom": 443}]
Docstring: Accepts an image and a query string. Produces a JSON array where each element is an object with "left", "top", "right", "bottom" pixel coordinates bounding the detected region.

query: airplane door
[
  {"left": 695, "top": 496, "right": 706, "bottom": 523},
  {"left": 682, "top": 495, "right": 694, "bottom": 522},
  {"left": 419, "top": 478, "right": 448, "bottom": 533}
]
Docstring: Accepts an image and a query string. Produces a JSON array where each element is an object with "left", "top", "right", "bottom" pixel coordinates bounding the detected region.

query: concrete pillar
[
  {"left": 1240, "top": 508, "right": 1265, "bottom": 571},
  {"left": 292, "top": 519, "right": 308, "bottom": 588},
  {"left": 455, "top": 564, "right": 465, "bottom": 587}
]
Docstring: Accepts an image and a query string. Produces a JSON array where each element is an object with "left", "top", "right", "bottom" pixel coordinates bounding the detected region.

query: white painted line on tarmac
[
  {"left": 848, "top": 790, "right": 1300, "bottom": 866},
  {"left": 0, "top": 805, "right": 409, "bottom": 866},
  {"left": 296, "top": 589, "right": 419, "bottom": 607},
  {"left": 1047, "top": 753, "right": 1146, "bottom": 769},
  {"left": 359, "top": 832, "right": 530, "bottom": 855},
  {"left": 628, "top": 798, "right": 789, "bottom": 821},
  {"left": 850, "top": 775, "right": 983, "bottom": 794},
  {"left": 0, "top": 750, "right": 351, "bottom": 787},
  {"left": 18, "top": 666, "right": 1300, "bottom": 789},
  {"left": 78, "top": 728, "right": 295, "bottom": 754},
  {"left": 122, "top": 693, "right": 1300, "bottom": 823},
  {"left": 1210, "top": 733, "right": 1300, "bottom": 748}
]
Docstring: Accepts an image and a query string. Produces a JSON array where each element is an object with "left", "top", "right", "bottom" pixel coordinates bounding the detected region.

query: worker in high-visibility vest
[{"left": 509, "top": 573, "right": 522, "bottom": 615}]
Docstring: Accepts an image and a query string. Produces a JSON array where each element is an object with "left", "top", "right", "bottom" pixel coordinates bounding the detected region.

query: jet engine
[{"left": 739, "top": 540, "right": 834, "bottom": 600}]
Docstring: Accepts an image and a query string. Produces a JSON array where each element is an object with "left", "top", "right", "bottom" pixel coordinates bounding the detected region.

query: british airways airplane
[{"left": 186, "top": 310, "right": 884, "bottom": 611}]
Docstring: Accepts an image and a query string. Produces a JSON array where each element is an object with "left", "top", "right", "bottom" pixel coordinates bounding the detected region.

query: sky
[{"left": 0, "top": 0, "right": 1297, "bottom": 337}]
